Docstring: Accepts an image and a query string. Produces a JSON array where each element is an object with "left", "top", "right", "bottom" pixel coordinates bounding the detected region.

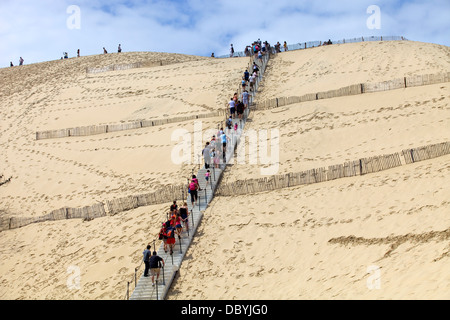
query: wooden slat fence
[
  {"left": 0, "top": 184, "right": 187, "bottom": 232},
  {"left": 86, "top": 62, "right": 142, "bottom": 74},
  {"left": 253, "top": 72, "right": 450, "bottom": 111},
  {"left": 216, "top": 141, "right": 449, "bottom": 197},
  {"left": 36, "top": 110, "right": 227, "bottom": 140},
  {"left": 402, "top": 141, "right": 450, "bottom": 165}
]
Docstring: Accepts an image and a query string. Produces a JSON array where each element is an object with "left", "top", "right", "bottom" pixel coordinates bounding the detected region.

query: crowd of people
[
  {"left": 242, "top": 39, "right": 272, "bottom": 57},
  {"left": 9, "top": 45, "right": 123, "bottom": 67},
  {"left": 10, "top": 57, "right": 24, "bottom": 67},
  {"left": 273, "top": 41, "right": 289, "bottom": 53},
  {"left": 142, "top": 199, "right": 190, "bottom": 286},
  {"left": 140, "top": 39, "right": 267, "bottom": 289},
  {"left": 143, "top": 50, "right": 266, "bottom": 278}
]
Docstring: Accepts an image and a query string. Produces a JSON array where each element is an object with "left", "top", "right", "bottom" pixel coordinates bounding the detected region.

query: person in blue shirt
[{"left": 221, "top": 132, "right": 229, "bottom": 162}]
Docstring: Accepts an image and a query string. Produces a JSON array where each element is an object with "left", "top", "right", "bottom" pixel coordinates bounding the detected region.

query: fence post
[{"left": 134, "top": 267, "right": 138, "bottom": 287}]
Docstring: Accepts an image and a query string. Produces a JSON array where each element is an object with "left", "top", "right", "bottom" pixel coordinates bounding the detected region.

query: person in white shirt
[
  {"left": 228, "top": 98, "right": 236, "bottom": 118},
  {"left": 242, "top": 90, "right": 249, "bottom": 109},
  {"left": 249, "top": 75, "right": 255, "bottom": 92},
  {"left": 202, "top": 142, "right": 211, "bottom": 169}
]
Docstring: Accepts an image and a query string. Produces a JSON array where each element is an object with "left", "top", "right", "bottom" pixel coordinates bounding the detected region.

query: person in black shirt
[
  {"left": 170, "top": 200, "right": 178, "bottom": 214},
  {"left": 236, "top": 100, "right": 244, "bottom": 120},
  {"left": 244, "top": 70, "right": 249, "bottom": 82},
  {"left": 179, "top": 202, "right": 189, "bottom": 232},
  {"left": 149, "top": 251, "right": 165, "bottom": 286}
]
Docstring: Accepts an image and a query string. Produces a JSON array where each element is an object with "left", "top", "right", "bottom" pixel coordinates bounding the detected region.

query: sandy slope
[
  {"left": 223, "top": 82, "right": 450, "bottom": 181},
  {"left": 0, "top": 203, "right": 170, "bottom": 300},
  {"left": 167, "top": 154, "right": 450, "bottom": 299},
  {"left": 0, "top": 53, "right": 248, "bottom": 218},
  {"left": 259, "top": 40, "right": 450, "bottom": 100},
  {"left": 166, "top": 41, "right": 450, "bottom": 299}
]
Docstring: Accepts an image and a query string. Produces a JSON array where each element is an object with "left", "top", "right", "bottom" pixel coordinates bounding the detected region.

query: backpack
[
  {"left": 167, "top": 227, "right": 175, "bottom": 238},
  {"left": 189, "top": 182, "right": 197, "bottom": 191}
]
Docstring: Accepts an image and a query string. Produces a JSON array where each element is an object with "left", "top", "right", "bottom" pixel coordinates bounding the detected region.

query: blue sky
[{"left": 1, "top": 0, "right": 449, "bottom": 65}]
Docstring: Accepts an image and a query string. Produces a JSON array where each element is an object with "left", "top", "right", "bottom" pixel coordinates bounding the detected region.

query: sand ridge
[{"left": 1, "top": 40, "right": 449, "bottom": 300}]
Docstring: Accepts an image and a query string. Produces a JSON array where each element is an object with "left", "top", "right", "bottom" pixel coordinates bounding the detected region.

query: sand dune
[
  {"left": 224, "top": 82, "right": 450, "bottom": 181},
  {"left": 259, "top": 41, "right": 450, "bottom": 101},
  {"left": 0, "top": 203, "right": 170, "bottom": 300},
  {"left": 0, "top": 53, "right": 248, "bottom": 219},
  {"left": 167, "top": 41, "right": 450, "bottom": 299},
  {"left": 167, "top": 154, "right": 450, "bottom": 299},
  {"left": 0, "top": 40, "right": 449, "bottom": 300}
]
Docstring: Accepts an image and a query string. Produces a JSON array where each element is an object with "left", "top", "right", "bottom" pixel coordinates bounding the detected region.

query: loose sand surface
[{"left": 0, "top": 41, "right": 448, "bottom": 299}]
